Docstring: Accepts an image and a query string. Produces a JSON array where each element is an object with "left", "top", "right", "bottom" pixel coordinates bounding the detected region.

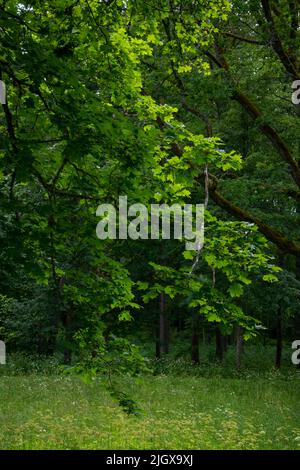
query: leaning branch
[
  {"left": 156, "top": 116, "right": 300, "bottom": 256},
  {"left": 222, "top": 31, "right": 265, "bottom": 45},
  {"left": 260, "top": 0, "right": 299, "bottom": 80},
  {"left": 210, "top": 189, "right": 300, "bottom": 256},
  {"left": 205, "top": 49, "right": 300, "bottom": 189}
]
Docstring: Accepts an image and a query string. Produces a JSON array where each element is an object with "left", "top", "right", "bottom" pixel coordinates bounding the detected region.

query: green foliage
[
  {"left": 72, "top": 328, "right": 149, "bottom": 379},
  {"left": 138, "top": 213, "right": 279, "bottom": 337},
  {"left": 108, "top": 386, "right": 143, "bottom": 417},
  {"left": 0, "top": 0, "right": 299, "bottom": 404}
]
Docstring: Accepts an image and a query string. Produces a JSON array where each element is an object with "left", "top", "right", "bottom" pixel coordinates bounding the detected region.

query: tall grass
[{"left": 0, "top": 348, "right": 299, "bottom": 450}]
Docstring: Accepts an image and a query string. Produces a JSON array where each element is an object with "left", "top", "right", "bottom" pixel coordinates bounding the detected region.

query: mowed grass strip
[{"left": 0, "top": 375, "right": 299, "bottom": 450}]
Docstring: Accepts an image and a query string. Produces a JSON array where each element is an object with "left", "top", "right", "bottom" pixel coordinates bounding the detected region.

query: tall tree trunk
[
  {"left": 155, "top": 322, "right": 160, "bottom": 359},
  {"left": 62, "top": 311, "right": 73, "bottom": 364},
  {"left": 202, "top": 327, "right": 206, "bottom": 345},
  {"left": 159, "top": 293, "right": 169, "bottom": 356},
  {"left": 223, "top": 335, "right": 228, "bottom": 353},
  {"left": 275, "top": 302, "right": 283, "bottom": 369},
  {"left": 236, "top": 326, "right": 244, "bottom": 370},
  {"left": 191, "top": 314, "right": 200, "bottom": 364},
  {"left": 215, "top": 327, "right": 224, "bottom": 361}
]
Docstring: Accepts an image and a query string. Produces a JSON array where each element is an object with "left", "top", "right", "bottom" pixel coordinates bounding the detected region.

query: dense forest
[{"left": 0, "top": 0, "right": 300, "bottom": 451}]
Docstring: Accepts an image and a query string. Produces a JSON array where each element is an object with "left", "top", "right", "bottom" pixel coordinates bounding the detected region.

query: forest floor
[{"left": 0, "top": 370, "right": 299, "bottom": 449}]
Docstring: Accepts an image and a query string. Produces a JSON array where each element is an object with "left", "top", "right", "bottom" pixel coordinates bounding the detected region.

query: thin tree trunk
[
  {"left": 236, "top": 326, "right": 244, "bottom": 370},
  {"left": 159, "top": 293, "right": 168, "bottom": 356},
  {"left": 63, "top": 311, "right": 72, "bottom": 364},
  {"left": 191, "top": 314, "right": 200, "bottom": 364},
  {"left": 275, "top": 303, "right": 282, "bottom": 369},
  {"left": 215, "top": 327, "right": 224, "bottom": 361},
  {"left": 155, "top": 322, "right": 160, "bottom": 359}
]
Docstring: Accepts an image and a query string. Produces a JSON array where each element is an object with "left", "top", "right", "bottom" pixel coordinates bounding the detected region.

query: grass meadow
[{"left": 0, "top": 346, "right": 299, "bottom": 450}]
